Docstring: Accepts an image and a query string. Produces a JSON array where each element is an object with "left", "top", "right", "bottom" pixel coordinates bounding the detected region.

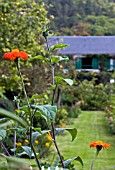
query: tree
[
  {"left": 43, "top": 0, "right": 79, "bottom": 32},
  {"left": 0, "top": 0, "right": 50, "bottom": 96},
  {"left": 72, "top": 22, "right": 91, "bottom": 35},
  {"left": 0, "top": 0, "right": 49, "bottom": 57},
  {"left": 43, "top": 0, "right": 115, "bottom": 35},
  {"left": 85, "top": 15, "right": 115, "bottom": 35}
]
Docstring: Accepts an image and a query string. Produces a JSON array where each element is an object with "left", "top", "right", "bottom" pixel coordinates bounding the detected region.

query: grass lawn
[{"left": 56, "top": 111, "right": 115, "bottom": 170}]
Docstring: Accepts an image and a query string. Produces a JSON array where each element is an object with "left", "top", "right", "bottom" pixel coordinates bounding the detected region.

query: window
[
  {"left": 76, "top": 57, "right": 99, "bottom": 70},
  {"left": 82, "top": 58, "right": 92, "bottom": 69}
]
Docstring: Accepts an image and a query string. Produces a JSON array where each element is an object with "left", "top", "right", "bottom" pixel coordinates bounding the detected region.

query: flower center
[{"left": 12, "top": 49, "right": 19, "bottom": 52}]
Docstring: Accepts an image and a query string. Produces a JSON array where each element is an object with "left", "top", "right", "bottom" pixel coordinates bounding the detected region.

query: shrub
[
  {"left": 61, "top": 79, "right": 111, "bottom": 111},
  {"left": 55, "top": 108, "right": 68, "bottom": 127},
  {"left": 105, "top": 94, "right": 115, "bottom": 134},
  {"left": 63, "top": 104, "right": 81, "bottom": 118}
]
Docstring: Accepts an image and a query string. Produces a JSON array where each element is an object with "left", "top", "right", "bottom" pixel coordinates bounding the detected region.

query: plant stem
[
  {"left": 51, "top": 67, "right": 64, "bottom": 168},
  {"left": 29, "top": 127, "right": 41, "bottom": 170},
  {"left": 15, "top": 59, "right": 41, "bottom": 170},
  {"left": 14, "top": 131, "right": 16, "bottom": 156},
  {"left": 51, "top": 123, "right": 64, "bottom": 168},
  {"left": 13, "top": 97, "right": 20, "bottom": 156},
  {"left": 1, "top": 142, "right": 11, "bottom": 156},
  {"left": 90, "top": 151, "right": 98, "bottom": 170},
  {"left": 90, "top": 158, "right": 96, "bottom": 170},
  {"left": 44, "top": 34, "right": 64, "bottom": 168},
  {"left": 52, "top": 86, "right": 57, "bottom": 106},
  {"left": 45, "top": 37, "right": 52, "bottom": 64},
  {"left": 15, "top": 60, "right": 31, "bottom": 112}
]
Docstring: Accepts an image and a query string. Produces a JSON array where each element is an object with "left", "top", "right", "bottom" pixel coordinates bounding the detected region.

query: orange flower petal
[
  {"left": 12, "top": 51, "right": 20, "bottom": 57},
  {"left": 4, "top": 50, "right": 28, "bottom": 61},
  {"left": 103, "top": 143, "right": 110, "bottom": 148},
  {"left": 4, "top": 52, "right": 17, "bottom": 60},
  {"left": 90, "top": 140, "right": 110, "bottom": 149},
  {"left": 90, "top": 141, "right": 96, "bottom": 148},
  {"left": 19, "top": 51, "right": 28, "bottom": 60}
]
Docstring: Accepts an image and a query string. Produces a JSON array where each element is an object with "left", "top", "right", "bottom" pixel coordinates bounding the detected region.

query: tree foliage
[
  {"left": 43, "top": 0, "right": 115, "bottom": 35},
  {"left": 0, "top": 0, "right": 50, "bottom": 95},
  {"left": 0, "top": 0, "right": 49, "bottom": 57}
]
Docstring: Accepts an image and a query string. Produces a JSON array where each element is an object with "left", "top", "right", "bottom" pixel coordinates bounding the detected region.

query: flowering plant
[
  {"left": 0, "top": 30, "right": 83, "bottom": 170},
  {"left": 90, "top": 140, "right": 110, "bottom": 170},
  {"left": 105, "top": 99, "right": 115, "bottom": 134},
  {"left": 4, "top": 49, "right": 28, "bottom": 61},
  {"left": 0, "top": 30, "right": 111, "bottom": 170}
]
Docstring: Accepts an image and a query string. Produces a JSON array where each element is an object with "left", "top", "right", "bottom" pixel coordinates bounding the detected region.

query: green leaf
[
  {"left": 10, "top": 145, "right": 22, "bottom": 154},
  {"left": 29, "top": 55, "right": 44, "bottom": 61},
  {"left": 21, "top": 146, "right": 33, "bottom": 158},
  {"left": 0, "top": 154, "right": 31, "bottom": 169},
  {"left": 52, "top": 56, "right": 69, "bottom": 63},
  {"left": 0, "top": 118, "right": 14, "bottom": 128},
  {"left": 50, "top": 44, "right": 69, "bottom": 51},
  {"left": 6, "top": 127, "right": 19, "bottom": 132},
  {"left": 54, "top": 76, "right": 63, "bottom": 84},
  {"left": 18, "top": 151, "right": 35, "bottom": 158},
  {"left": 0, "top": 118, "right": 7, "bottom": 123},
  {"left": 30, "top": 94, "right": 45, "bottom": 102},
  {"left": 10, "top": 148, "right": 17, "bottom": 153},
  {"left": 63, "top": 79, "right": 73, "bottom": 86},
  {"left": 32, "top": 130, "right": 50, "bottom": 142},
  {"left": 0, "top": 108, "right": 28, "bottom": 128},
  {"left": 31, "top": 105, "right": 57, "bottom": 122},
  {"left": 54, "top": 76, "right": 73, "bottom": 86},
  {"left": 34, "top": 127, "right": 42, "bottom": 132},
  {"left": 0, "top": 129, "right": 6, "bottom": 140},
  {"left": 0, "top": 120, "right": 14, "bottom": 128},
  {"left": 55, "top": 128, "right": 77, "bottom": 141},
  {"left": 32, "top": 131, "right": 42, "bottom": 142},
  {"left": 63, "top": 156, "right": 83, "bottom": 168},
  {"left": 0, "top": 136, "right": 2, "bottom": 141}
]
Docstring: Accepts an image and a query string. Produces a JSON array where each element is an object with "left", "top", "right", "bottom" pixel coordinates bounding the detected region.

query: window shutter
[
  {"left": 113, "top": 60, "right": 115, "bottom": 70},
  {"left": 107, "top": 58, "right": 110, "bottom": 70},
  {"left": 92, "top": 57, "right": 98, "bottom": 69},
  {"left": 76, "top": 58, "right": 82, "bottom": 69}
]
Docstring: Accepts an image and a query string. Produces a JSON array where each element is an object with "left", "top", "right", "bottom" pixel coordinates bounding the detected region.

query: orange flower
[
  {"left": 4, "top": 49, "right": 28, "bottom": 61},
  {"left": 90, "top": 140, "right": 110, "bottom": 150}
]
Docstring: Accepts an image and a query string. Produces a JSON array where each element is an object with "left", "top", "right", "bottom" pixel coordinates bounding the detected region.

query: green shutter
[
  {"left": 92, "top": 57, "right": 98, "bottom": 69},
  {"left": 76, "top": 58, "right": 82, "bottom": 69},
  {"left": 113, "top": 60, "right": 115, "bottom": 70},
  {"left": 107, "top": 58, "right": 110, "bottom": 70}
]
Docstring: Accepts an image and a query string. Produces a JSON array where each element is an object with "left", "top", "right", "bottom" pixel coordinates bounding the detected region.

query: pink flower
[{"left": 109, "top": 116, "right": 113, "bottom": 121}]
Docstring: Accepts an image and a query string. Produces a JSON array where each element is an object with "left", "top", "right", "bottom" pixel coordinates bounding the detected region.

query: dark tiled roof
[{"left": 48, "top": 36, "right": 115, "bottom": 54}]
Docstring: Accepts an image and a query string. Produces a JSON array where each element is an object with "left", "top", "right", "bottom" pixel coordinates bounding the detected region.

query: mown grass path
[{"left": 57, "top": 111, "right": 115, "bottom": 170}]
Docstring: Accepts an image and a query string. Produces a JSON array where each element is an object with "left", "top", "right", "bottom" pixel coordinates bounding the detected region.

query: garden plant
[
  {"left": 0, "top": 30, "right": 84, "bottom": 170},
  {"left": 0, "top": 30, "right": 111, "bottom": 170},
  {"left": 0, "top": 0, "right": 114, "bottom": 169}
]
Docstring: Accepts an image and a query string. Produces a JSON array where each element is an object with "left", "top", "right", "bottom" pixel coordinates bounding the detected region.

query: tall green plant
[{"left": 0, "top": 31, "right": 83, "bottom": 169}]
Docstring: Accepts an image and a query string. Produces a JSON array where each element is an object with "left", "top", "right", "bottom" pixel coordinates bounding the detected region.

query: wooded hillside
[{"left": 43, "top": 0, "right": 115, "bottom": 35}]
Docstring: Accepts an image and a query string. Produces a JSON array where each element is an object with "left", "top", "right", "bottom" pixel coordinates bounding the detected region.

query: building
[{"left": 48, "top": 36, "right": 115, "bottom": 71}]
